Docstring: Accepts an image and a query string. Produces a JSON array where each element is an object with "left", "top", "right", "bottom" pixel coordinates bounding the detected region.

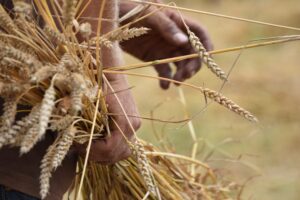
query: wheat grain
[
  {"left": 188, "top": 30, "right": 227, "bottom": 81},
  {"left": 84, "top": 85, "right": 99, "bottom": 103},
  {"left": 1, "top": 57, "right": 27, "bottom": 72},
  {"left": 99, "top": 37, "right": 113, "bottom": 48},
  {"left": 203, "top": 88, "right": 258, "bottom": 122},
  {"left": 62, "top": 0, "right": 78, "bottom": 27},
  {"left": 79, "top": 22, "right": 92, "bottom": 39}
]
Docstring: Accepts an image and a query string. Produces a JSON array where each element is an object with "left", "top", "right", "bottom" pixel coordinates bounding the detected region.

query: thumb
[{"left": 150, "top": 12, "right": 188, "bottom": 46}]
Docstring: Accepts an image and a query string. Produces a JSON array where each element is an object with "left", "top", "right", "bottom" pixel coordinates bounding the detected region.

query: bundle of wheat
[{"left": 0, "top": 0, "right": 270, "bottom": 199}]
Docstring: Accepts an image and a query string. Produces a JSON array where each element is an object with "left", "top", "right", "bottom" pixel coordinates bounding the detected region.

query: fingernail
[{"left": 173, "top": 33, "right": 188, "bottom": 44}]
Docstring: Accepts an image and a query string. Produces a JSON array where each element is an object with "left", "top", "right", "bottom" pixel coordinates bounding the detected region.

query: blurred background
[{"left": 124, "top": 0, "right": 300, "bottom": 199}]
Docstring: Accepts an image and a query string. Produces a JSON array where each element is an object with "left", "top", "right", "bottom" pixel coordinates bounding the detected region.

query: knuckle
[
  {"left": 104, "top": 149, "right": 116, "bottom": 161},
  {"left": 132, "top": 118, "right": 142, "bottom": 130},
  {"left": 121, "top": 148, "right": 132, "bottom": 160}
]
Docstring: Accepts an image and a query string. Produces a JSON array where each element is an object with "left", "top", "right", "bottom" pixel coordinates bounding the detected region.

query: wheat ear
[
  {"left": 40, "top": 145, "right": 56, "bottom": 199},
  {"left": 0, "top": 97, "right": 18, "bottom": 147},
  {"left": 203, "top": 88, "right": 258, "bottom": 122},
  {"left": 50, "top": 115, "right": 74, "bottom": 132},
  {"left": 13, "top": 1, "right": 32, "bottom": 18},
  {"left": 38, "top": 77, "right": 57, "bottom": 138},
  {"left": 1, "top": 46, "right": 41, "bottom": 72},
  {"left": 51, "top": 126, "right": 76, "bottom": 169},
  {"left": 188, "top": 30, "right": 227, "bottom": 81},
  {"left": 91, "top": 27, "right": 150, "bottom": 47},
  {"left": 63, "top": 0, "right": 78, "bottom": 27},
  {"left": 0, "top": 5, "right": 17, "bottom": 33},
  {"left": 133, "top": 140, "right": 159, "bottom": 196},
  {"left": 20, "top": 123, "right": 40, "bottom": 154},
  {"left": 2, "top": 104, "right": 40, "bottom": 147},
  {"left": 111, "top": 27, "right": 150, "bottom": 42},
  {"left": 20, "top": 77, "right": 56, "bottom": 154},
  {"left": 30, "top": 65, "right": 58, "bottom": 83},
  {"left": 43, "top": 26, "right": 66, "bottom": 44},
  {"left": 69, "top": 73, "right": 86, "bottom": 115}
]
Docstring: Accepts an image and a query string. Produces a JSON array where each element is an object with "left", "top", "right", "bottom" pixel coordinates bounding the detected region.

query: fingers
[
  {"left": 168, "top": 11, "right": 213, "bottom": 51},
  {"left": 148, "top": 11, "right": 189, "bottom": 46},
  {"left": 188, "top": 21, "right": 213, "bottom": 51},
  {"left": 173, "top": 58, "right": 201, "bottom": 84},
  {"left": 78, "top": 116, "right": 140, "bottom": 165},
  {"left": 154, "top": 64, "right": 172, "bottom": 90},
  {"left": 88, "top": 130, "right": 131, "bottom": 164},
  {"left": 75, "top": 75, "right": 141, "bottom": 164}
]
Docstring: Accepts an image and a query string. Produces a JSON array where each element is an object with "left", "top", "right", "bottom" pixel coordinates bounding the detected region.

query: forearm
[{"left": 81, "top": 0, "right": 124, "bottom": 83}]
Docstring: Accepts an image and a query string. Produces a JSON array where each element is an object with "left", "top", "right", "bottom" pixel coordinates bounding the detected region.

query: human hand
[
  {"left": 77, "top": 74, "right": 141, "bottom": 164},
  {"left": 119, "top": 1, "right": 213, "bottom": 89}
]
